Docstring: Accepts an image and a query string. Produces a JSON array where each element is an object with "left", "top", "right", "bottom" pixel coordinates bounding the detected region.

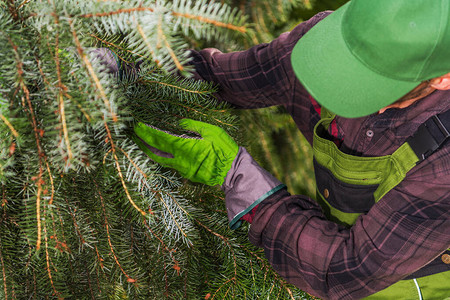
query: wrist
[{"left": 222, "top": 147, "right": 286, "bottom": 229}]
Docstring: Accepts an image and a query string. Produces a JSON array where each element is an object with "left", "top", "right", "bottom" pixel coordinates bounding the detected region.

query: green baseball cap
[{"left": 291, "top": 0, "right": 450, "bottom": 118}]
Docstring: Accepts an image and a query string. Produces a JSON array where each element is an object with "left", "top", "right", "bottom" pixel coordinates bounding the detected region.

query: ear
[{"left": 430, "top": 73, "right": 450, "bottom": 90}]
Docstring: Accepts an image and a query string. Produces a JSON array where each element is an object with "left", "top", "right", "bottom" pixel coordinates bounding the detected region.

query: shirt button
[
  {"left": 323, "top": 188, "right": 330, "bottom": 199},
  {"left": 442, "top": 254, "right": 450, "bottom": 264},
  {"left": 366, "top": 130, "right": 374, "bottom": 138}
]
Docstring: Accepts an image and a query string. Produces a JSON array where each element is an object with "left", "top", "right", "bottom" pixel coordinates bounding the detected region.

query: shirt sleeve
[
  {"left": 247, "top": 146, "right": 450, "bottom": 299},
  {"left": 189, "top": 11, "right": 333, "bottom": 144}
]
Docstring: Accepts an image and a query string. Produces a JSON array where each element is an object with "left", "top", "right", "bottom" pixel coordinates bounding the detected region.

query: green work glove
[{"left": 134, "top": 119, "right": 239, "bottom": 186}]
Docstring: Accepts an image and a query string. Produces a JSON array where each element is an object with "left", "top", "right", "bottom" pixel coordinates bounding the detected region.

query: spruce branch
[
  {"left": 42, "top": 213, "right": 62, "bottom": 299},
  {"left": 8, "top": 29, "right": 48, "bottom": 250},
  {"left": 0, "top": 0, "right": 319, "bottom": 298},
  {"left": 89, "top": 32, "right": 145, "bottom": 63},
  {"left": 77, "top": 2, "right": 247, "bottom": 34},
  {"left": 134, "top": 18, "right": 161, "bottom": 67},
  {"left": 53, "top": 9, "right": 74, "bottom": 166},
  {"left": 94, "top": 179, "right": 138, "bottom": 286},
  {"left": 103, "top": 120, "right": 147, "bottom": 217},
  {"left": 0, "top": 239, "right": 7, "bottom": 300},
  {"left": 68, "top": 17, "right": 119, "bottom": 123},
  {"left": 0, "top": 114, "right": 18, "bottom": 138}
]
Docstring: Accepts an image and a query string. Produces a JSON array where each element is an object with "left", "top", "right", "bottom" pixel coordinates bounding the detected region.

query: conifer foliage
[{"left": 0, "top": 0, "right": 317, "bottom": 299}]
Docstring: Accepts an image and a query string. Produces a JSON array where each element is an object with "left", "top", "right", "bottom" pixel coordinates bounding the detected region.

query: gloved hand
[{"left": 133, "top": 119, "right": 239, "bottom": 186}]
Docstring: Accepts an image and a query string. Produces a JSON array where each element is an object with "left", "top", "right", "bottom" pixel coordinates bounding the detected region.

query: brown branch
[
  {"left": 143, "top": 220, "right": 169, "bottom": 252},
  {"left": 18, "top": 0, "right": 32, "bottom": 10},
  {"left": 8, "top": 36, "right": 47, "bottom": 250},
  {"left": 103, "top": 121, "right": 147, "bottom": 217},
  {"left": 102, "top": 149, "right": 112, "bottom": 166},
  {"left": 68, "top": 205, "right": 86, "bottom": 246},
  {"left": 35, "top": 167, "right": 44, "bottom": 251},
  {"left": 42, "top": 195, "right": 62, "bottom": 299},
  {"left": 52, "top": 203, "right": 72, "bottom": 257},
  {"left": 117, "top": 147, "right": 147, "bottom": 179},
  {"left": 45, "top": 162, "right": 55, "bottom": 206},
  {"left": 54, "top": 13, "right": 73, "bottom": 163},
  {"left": 93, "top": 180, "right": 137, "bottom": 285},
  {"left": 156, "top": 19, "right": 184, "bottom": 72},
  {"left": 134, "top": 19, "right": 161, "bottom": 67},
  {"left": 195, "top": 219, "right": 237, "bottom": 278},
  {"left": 89, "top": 33, "right": 144, "bottom": 61},
  {"left": 153, "top": 191, "right": 190, "bottom": 242},
  {"left": 211, "top": 277, "right": 236, "bottom": 300},
  {"left": 79, "top": 7, "right": 154, "bottom": 18},
  {"left": 35, "top": 55, "right": 51, "bottom": 88},
  {"left": 39, "top": 53, "right": 92, "bottom": 122},
  {"left": 58, "top": 93, "right": 73, "bottom": 163},
  {"left": 7, "top": 0, "right": 19, "bottom": 21},
  {"left": 0, "top": 115, "right": 18, "bottom": 138},
  {"left": 7, "top": 37, "right": 42, "bottom": 153},
  {"left": 139, "top": 79, "right": 213, "bottom": 96},
  {"left": 143, "top": 220, "right": 179, "bottom": 269},
  {"left": 67, "top": 18, "right": 118, "bottom": 122},
  {"left": 78, "top": 7, "right": 247, "bottom": 33},
  {"left": 172, "top": 12, "right": 247, "bottom": 33},
  {"left": 44, "top": 226, "right": 60, "bottom": 298},
  {"left": 94, "top": 245, "right": 105, "bottom": 271},
  {"left": 85, "top": 263, "right": 96, "bottom": 300},
  {"left": 156, "top": 99, "right": 234, "bottom": 126},
  {"left": 0, "top": 239, "right": 7, "bottom": 300}
]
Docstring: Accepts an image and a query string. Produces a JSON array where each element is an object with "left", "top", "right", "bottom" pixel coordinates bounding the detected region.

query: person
[{"left": 133, "top": 0, "right": 450, "bottom": 298}]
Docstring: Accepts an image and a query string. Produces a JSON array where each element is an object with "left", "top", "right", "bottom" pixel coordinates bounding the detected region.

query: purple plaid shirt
[{"left": 190, "top": 11, "right": 450, "bottom": 299}]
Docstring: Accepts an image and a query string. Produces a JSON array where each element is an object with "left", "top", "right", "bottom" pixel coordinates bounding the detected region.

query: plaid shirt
[{"left": 190, "top": 11, "right": 450, "bottom": 299}]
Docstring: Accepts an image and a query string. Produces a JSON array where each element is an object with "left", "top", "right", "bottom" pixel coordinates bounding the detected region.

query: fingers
[
  {"left": 179, "top": 119, "right": 220, "bottom": 138},
  {"left": 134, "top": 122, "right": 180, "bottom": 155},
  {"left": 132, "top": 134, "right": 173, "bottom": 166},
  {"left": 133, "top": 135, "right": 174, "bottom": 158},
  {"left": 180, "top": 119, "right": 237, "bottom": 152}
]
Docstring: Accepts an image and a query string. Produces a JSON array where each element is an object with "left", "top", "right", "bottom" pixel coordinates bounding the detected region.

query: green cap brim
[{"left": 291, "top": 3, "right": 420, "bottom": 118}]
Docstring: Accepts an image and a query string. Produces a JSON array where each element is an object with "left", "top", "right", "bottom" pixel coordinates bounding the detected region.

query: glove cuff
[{"left": 222, "top": 147, "right": 286, "bottom": 229}]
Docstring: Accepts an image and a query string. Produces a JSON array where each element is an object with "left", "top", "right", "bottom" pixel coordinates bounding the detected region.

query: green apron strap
[{"left": 374, "top": 142, "right": 419, "bottom": 201}]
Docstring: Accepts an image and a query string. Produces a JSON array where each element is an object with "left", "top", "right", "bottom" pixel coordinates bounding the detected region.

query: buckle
[
  {"left": 407, "top": 114, "right": 450, "bottom": 162},
  {"left": 432, "top": 114, "right": 450, "bottom": 140},
  {"left": 407, "top": 125, "right": 439, "bottom": 161}
]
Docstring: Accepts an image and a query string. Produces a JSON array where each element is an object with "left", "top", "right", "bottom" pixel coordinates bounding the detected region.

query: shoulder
[
  {"left": 271, "top": 10, "right": 334, "bottom": 88},
  {"left": 284, "top": 11, "right": 334, "bottom": 47}
]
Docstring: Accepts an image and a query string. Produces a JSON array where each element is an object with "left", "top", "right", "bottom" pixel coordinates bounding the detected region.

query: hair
[{"left": 395, "top": 79, "right": 433, "bottom": 104}]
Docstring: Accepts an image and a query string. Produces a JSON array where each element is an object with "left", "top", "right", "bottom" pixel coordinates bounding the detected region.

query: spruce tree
[{"left": 0, "top": 0, "right": 329, "bottom": 299}]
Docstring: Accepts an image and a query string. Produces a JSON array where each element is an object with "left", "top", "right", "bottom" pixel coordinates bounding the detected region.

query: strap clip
[
  {"left": 407, "top": 114, "right": 450, "bottom": 163},
  {"left": 432, "top": 114, "right": 450, "bottom": 140}
]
